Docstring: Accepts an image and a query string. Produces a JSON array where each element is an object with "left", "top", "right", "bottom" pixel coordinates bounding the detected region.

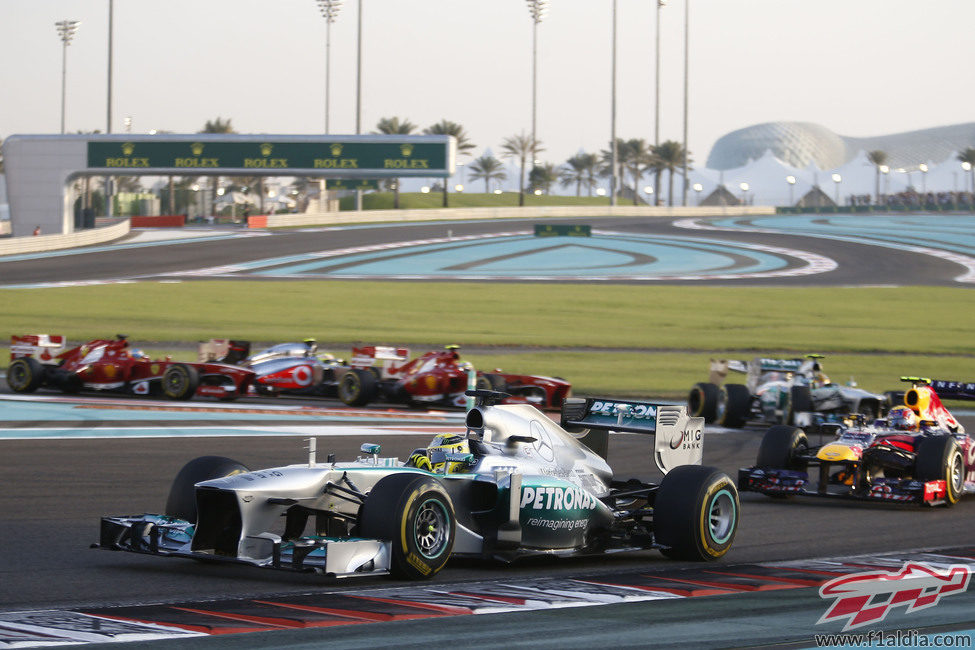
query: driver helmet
[
  {"left": 129, "top": 348, "right": 149, "bottom": 360},
  {"left": 445, "top": 344, "right": 461, "bottom": 360},
  {"left": 888, "top": 405, "right": 918, "bottom": 431},
  {"left": 427, "top": 433, "right": 471, "bottom": 473},
  {"left": 303, "top": 338, "right": 318, "bottom": 356}
]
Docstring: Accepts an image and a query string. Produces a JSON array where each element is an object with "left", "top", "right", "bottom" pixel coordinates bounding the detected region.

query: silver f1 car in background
[
  {"left": 97, "top": 390, "right": 739, "bottom": 580},
  {"left": 690, "top": 354, "right": 887, "bottom": 428}
]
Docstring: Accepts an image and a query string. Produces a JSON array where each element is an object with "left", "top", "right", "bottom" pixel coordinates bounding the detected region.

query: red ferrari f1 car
[
  {"left": 738, "top": 378, "right": 975, "bottom": 507},
  {"left": 199, "top": 339, "right": 571, "bottom": 410},
  {"left": 7, "top": 334, "right": 254, "bottom": 401},
  {"left": 337, "top": 344, "right": 572, "bottom": 409}
]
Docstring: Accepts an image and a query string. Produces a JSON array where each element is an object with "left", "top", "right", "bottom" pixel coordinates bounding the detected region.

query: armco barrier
[
  {"left": 0, "top": 219, "right": 130, "bottom": 256},
  {"left": 258, "top": 204, "right": 776, "bottom": 228}
]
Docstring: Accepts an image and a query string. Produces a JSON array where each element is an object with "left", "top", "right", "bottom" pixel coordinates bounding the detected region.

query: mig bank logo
[{"left": 817, "top": 561, "right": 971, "bottom": 631}]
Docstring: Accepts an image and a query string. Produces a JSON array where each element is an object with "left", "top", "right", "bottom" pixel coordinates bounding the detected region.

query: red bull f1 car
[
  {"left": 738, "top": 378, "right": 975, "bottom": 506},
  {"left": 96, "top": 391, "right": 739, "bottom": 580},
  {"left": 7, "top": 334, "right": 254, "bottom": 401},
  {"left": 200, "top": 340, "right": 571, "bottom": 410}
]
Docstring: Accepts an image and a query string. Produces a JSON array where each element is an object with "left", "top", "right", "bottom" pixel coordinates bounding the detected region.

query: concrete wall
[
  {"left": 261, "top": 204, "right": 776, "bottom": 228},
  {"left": 0, "top": 219, "right": 130, "bottom": 256}
]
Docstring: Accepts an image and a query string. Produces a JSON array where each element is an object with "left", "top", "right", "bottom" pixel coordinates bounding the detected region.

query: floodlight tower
[
  {"left": 526, "top": 0, "right": 548, "bottom": 168},
  {"left": 316, "top": 0, "right": 343, "bottom": 134},
  {"left": 55, "top": 19, "right": 81, "bottom": 134}
]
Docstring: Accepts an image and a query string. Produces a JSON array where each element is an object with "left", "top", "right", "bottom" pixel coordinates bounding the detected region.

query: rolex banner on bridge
[
  {"left": 2, "top": 133, "right": 455, "bottom": 237},
  {"left": 85, "top": 136, "right": 454, "bottom": 178}
]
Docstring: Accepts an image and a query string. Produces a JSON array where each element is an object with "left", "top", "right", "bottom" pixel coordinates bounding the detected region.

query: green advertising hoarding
[{"left": 85, "top": 137, "right": 452, "bottom": 177}]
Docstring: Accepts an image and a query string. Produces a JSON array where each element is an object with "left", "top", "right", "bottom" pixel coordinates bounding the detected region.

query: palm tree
[
  {"left": 528, "top": 163, "right": 558, "bottom": 195},
  {"left": 560, "top": 153, "right": 599, "bottom": 196},
  {"left": 599, "top": 138, "right": 632, "bottom": 200},
  {"left": 624, "top": 138, "right": 652, "bottom": 205},
  {"left": 867, "top": 150, "right": 888, "bottom": 205},
  {"left": 653, "top": 140, "right": 687, "bottom": 207},
  {"left": 467, "top": 154, "right": 507, "bottom": 193},
  {"left": 424, "top": 119, "right": 476, "bottom": 206},
  {"left": 501, "top": 132, "right": 543, "bottom": 206},
  {"left": 957, "top": 148, "right": 975, "bottom": 196},
  {"left": 374, "top": 116, "right": 417, "bottom": 208},
  {"left": 200, "top": 117, "right": 236, "bottom": 216}
]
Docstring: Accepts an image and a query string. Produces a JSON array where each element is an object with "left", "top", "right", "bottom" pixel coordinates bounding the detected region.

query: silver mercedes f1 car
[{"left": 96, "top": 390, "right": 739, "bottom": 580}]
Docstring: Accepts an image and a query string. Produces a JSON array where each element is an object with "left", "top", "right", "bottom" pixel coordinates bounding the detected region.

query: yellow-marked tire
[
  {"left": 337, "top": 368, "right": 378, "bottom": 406},
  {"left": 164, "top": 456, "right": 250, "bottom": 522},
  {"left": 7, "top": 358, "right": 44, "bottom": 393},
  {"left": 654, "top": 465, "right": 739, "bottom": 561},
  {"left": 358, "top": 474, "right": 455, "bottom": 580},
  {"left": 915, "top": 435, "right": 965, "bottom": 506},
  {"left": 688, "top": 382, "right": 720, "bottom": 423},
  {"left": 162, "top": 363, "right": 200, "bottom": 401}
]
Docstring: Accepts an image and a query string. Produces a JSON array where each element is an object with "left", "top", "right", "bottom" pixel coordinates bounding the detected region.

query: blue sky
[{"left": 2, "top": 0, "right": 974, "bottom": 169}]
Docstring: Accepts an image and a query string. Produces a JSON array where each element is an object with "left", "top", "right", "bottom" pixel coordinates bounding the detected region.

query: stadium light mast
[
  {"left": 681, "top": 0, "right": 689, "bottom": 206},
  {"left": 55, "top": 20, "right": 81, "bottom": 134},
  {"left": 316, "top": 0, "right": 343, "bottom": 134},
  {"left": 610, "top": 0, "right": 618, "bottom": 206},
  {"left": 652, "top": 0, "right": 666, "bottom": 205},
  {"left": 526, "top": 0, "right": 548, "bottom": 168}
]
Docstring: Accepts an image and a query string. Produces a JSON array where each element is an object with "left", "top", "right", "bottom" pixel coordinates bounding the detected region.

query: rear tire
[
  {"left": 337, "top": 368, "right": 378, "bottom": 406},
  {"left": 162, "top": 363, "right": 199, "bottom": 400},
  {"left": 358, "top": 474, "right": 455, "bottom": 579},
  {"left": 654, "top": 465, "right": 739, "bottom": 561},
  {"left": 6, "top": 358, "right": 44, "bottom": 393},
  {"left": 786, "top": 385, "right": 812, "bottom": 425},
  {"left": 915, "top": 435, "right": 964, "bottom": 506},
  {"left": 164, "top": 456, "right": 250, "bottom": 522},
  {"left": 718, "top": 384, "right": 751, "bottom": 428},
  {"left": 688, "top": 382, "right": 720, "bottom": 423}
]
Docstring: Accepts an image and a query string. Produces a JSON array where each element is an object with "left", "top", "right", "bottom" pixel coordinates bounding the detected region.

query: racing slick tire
[
  {"left": 786, "top": 385, "right": 812, "bottom": 425},
  {"left": 6, "top": 357, "right": 44, "bottom": 393},
  {"left": 357, "top": 474, "right": 455, "bottom": 580},
  {"left": 717, "top": 384, "right": 751, "bottom": 429},
  {"left": 688, "top": 382, "right": 720, "bottom": 423},
  {"left": 915, "top": 435, "right": 965, "bottom": 506},
  {"left": 475, "top": 373, "right": 508, "bottom": 392},
  {"left": 756, "top": 425, "right": 809, "bottom": 472},
  {"left": 162, "top": 363, "right": 200, "bottom": 400},
  {"left": 654, "top": 465, "right": 739, "bottom": 561},
  {"left": 164, "top": 455, "right": 251, "bottom": 522},
  {"left": 337, "top": 368, "right": 378, "bottom": 406}
]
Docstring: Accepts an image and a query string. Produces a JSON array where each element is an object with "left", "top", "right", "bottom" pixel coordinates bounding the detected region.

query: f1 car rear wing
[
  {"left": 560, "top": 397, "right": 704, "bottom": 474},
  {"left": 904, "top": 377, "right": 975, "bottom": 402},
  {"left": 198, "top": 339, "right": 251, "bottom": 365},
  {"left": 10, "top": 334, "right": 65, "bottom": 363}
]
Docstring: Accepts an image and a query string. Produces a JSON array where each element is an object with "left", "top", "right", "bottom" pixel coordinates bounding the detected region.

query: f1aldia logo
[{"left": 817, "top": 561, "right": 971, "bottom": 631}]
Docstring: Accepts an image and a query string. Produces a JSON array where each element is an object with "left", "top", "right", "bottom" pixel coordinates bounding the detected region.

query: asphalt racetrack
[
  {"left": 2, "top": 213, "right": 975, "bottom": 287},
  {"left": 2, "top": 213, "right": 975, "bottom": 648}
]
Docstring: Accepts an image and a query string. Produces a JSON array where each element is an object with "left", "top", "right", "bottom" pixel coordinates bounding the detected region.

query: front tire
[
  {"left": 7, "top": 358, "right": 44, "bottom": 393},
  {"left": 164, "top": 455, "right": 250, "bottom": 522},
  {"left": 358, "top": 474, "right": 455, "bottom": 579},
  {"left": 162, "top": 363, "right": 200, "bottom": 400},
  {"left": 688, "top": 382, "right": 720, "bottom": 423},
  {"left": 654, "top": 465, "right": 739, "bottom": 561},
  {"left": 337, "top": 368, "right": 378, "bottom": 406},
  {"left": 756, "top": 425, "right": 808, "bottom": 471},
  {"left": 915, "top": 435, "right": 965, "bottom": 506}
]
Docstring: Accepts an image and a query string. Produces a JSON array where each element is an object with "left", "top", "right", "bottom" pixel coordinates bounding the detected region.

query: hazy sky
[{"left": 2, "top": 0, "right": 973, "bottom": 169}]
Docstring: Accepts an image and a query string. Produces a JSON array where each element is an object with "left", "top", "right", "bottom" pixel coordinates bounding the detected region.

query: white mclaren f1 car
[{"left": 97, "top": 390, "right": 739, "bottom": 580}]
